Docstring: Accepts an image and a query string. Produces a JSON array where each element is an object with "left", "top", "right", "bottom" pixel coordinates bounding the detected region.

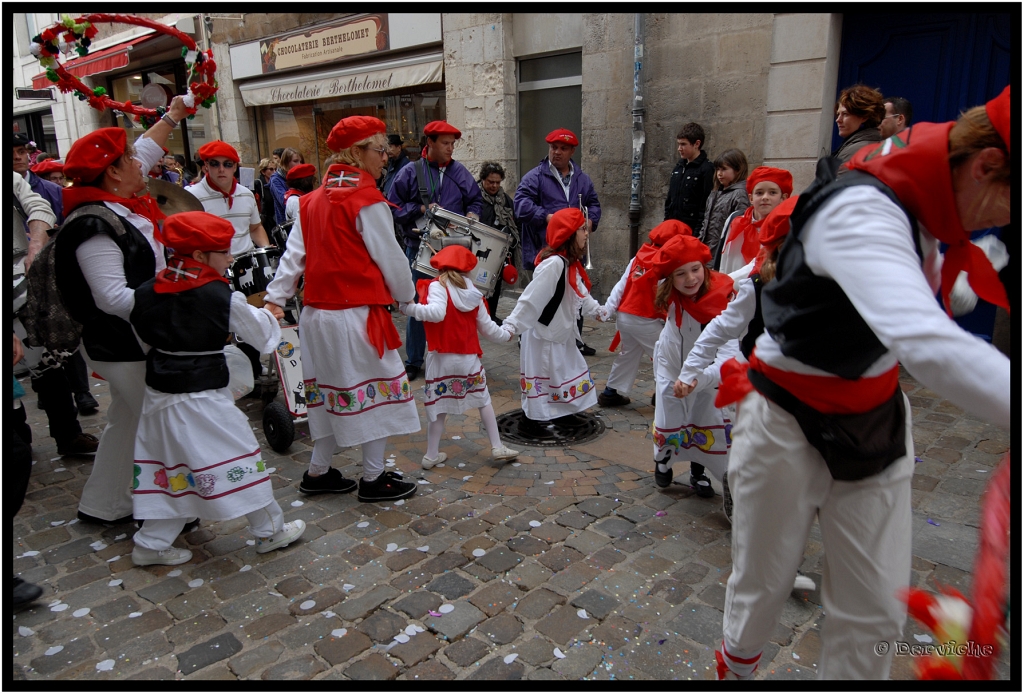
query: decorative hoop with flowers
[{"left": 31, "top": 14, "right": 218, "bottom": 129}]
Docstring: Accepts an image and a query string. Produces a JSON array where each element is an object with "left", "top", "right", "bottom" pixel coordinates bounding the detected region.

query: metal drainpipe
[{"left": 627, "top": 13, "right": 646, "bottom": 258}]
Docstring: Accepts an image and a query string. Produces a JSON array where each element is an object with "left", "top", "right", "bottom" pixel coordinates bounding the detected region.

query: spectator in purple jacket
[
  {"left": 14, "top": 133, "right": 63, "bottom": 224},
  {"left": 387, "top": 120, "right": 482, "bottom": 380}
]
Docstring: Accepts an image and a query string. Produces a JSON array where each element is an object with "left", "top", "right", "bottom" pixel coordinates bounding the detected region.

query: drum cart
[{"left": 259, "top": 292, "right": 306, "bottom": 453}]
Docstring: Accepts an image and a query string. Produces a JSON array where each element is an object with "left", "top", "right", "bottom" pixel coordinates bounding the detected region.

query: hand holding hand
[
  {"left": 672, "top": 379, "right": 698, "bottom": 399},
  {"left": 264, "top": 302, "right": 285, "bottom": 321}
]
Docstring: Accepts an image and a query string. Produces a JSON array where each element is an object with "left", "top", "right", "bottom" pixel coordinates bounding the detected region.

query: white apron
[{"left": 519, "top": 329, "right": 598, "bottom": 420}]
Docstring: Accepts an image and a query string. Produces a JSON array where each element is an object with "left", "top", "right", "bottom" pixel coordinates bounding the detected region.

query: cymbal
[{"left": 146, "top": 177, "right": 204, "bottom": 216}]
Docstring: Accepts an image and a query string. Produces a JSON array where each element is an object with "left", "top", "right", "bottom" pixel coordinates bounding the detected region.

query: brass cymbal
[{"left": 146, "top": 177, "right": 203, "bottom": 216}]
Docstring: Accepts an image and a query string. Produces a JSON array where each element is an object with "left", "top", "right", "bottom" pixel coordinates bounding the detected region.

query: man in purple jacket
[
  {"left": 514, "top": 128, "right": 602, "bottom": 353},
  {"left": 14, "top": 134, "right": 63, "bottom": 224},
  {"left": 387, "top": 120, "right": 482, "bottom": 380}
]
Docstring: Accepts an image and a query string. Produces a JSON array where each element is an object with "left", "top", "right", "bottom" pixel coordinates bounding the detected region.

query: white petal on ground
[
  {"left": 50, "top": 603, "right": 69, "bottom": 612},
  {"left": 462, "top": 476, "right": 473, "bottom": 481},
  {"left": 239, "top": 565, "right": 251, "bottom": 572},
  {"left": 394, "top": 500, "right": 405, "bottom": 506},
  {"left": 106, "top": 556, "right": 120, "bottom": 563},
  {"left": 356, "top": 521, "right": 370, "bottom": 528},
  {"left": 452, "top": 436, "right": 461, "bottom": 440},
  {"left": 385, "top": 462, "right": 395, "bottom": 467},
  {"left": 188, "top": 579, "right": 204, "bottom": 588},
  {"left": 417, "top": 546, "right": 430, "bottom": 552},
  {"left": 503, "top": 654, "right": 518, "bottom": 664},
  {"left": 529, "top": 520, "right": 542, "bottom": 528},
  {"left": 553, "top": 648, "right": 566, "bottom": 659},
  {"left": 438, "top": 604, "right": 455, "bottom": 614},
  {"left": 394, "top": 633, "right": 411, "bottom": 643},
  {"left": 405, "top": 625, "right": 418, "bottom": 636},
  {"left": 321, "top": 610, "right": 336, "bottom": 618},
  {"left": 290, "top": 500, "right": 304, "bottom": 507},
  {"left": 386, "top": 543, "right": 399, "bottom": 552},
  {"left": 114, "top": 534, "right": 127, "bottom": 541},
  {"left": 342, "top": 584, "right": 356, "bottom": 592},
  {"left": 266, "top": 467, "right": 276, "bottom": 474},
  {"left": 72, "top": 608, "right": 90, "bottom": 618},
  {"left": 577, "top": 609, "right": 588, "bottom": 619},
  {"left": 129, "top": 612, "right": 143, "bottom": 618},
  {"left": 435, "top": 463, "right": 445, "bottom": 468},
  {"left": 417, "top": 480, "right": 430, "bottom": 485},
  {"left": 299, "top": 600, "right": 316, "bottom": 610},
  {"left": 96, "top": 659, "right": 115, "bottom": 671},
  {"left": 512, "top": 463, "right": 521, "bottom": 467},
  {"left": 331, "top": 628, "right": 348, "bottom": 638},
  {"left": 108, "top": 579, "right": 123, "bottom": 587},
  {"left": 18, "top": 626, "right": 34, "bottom": 637},
  {"left": 167, "top": 569, "right": 182, "bottom": 577},
  {"left": 472, "top": 549, "right": 486, "bottom": 557},
  {"left": 45, "top": 646, "right": 64, "bottom": 656},
  {"left": 246, "top": 540, "right": 256, "bottom": 546},
  {"left": 50, "top": 521, "right": 65, "bottom": 526},
  {"left": 544, "top": 481, "right": 554, "bottom": 485}
]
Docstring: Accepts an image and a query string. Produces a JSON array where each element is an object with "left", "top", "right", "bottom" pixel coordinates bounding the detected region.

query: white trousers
[
  {"left": 79, "top": 354, "right": 146, "bottom": 521},
  {"left": 134, "top": 500, "right": 286, "bottom": 550},
  {"left": 722, "top": 391, "right": 913, "bottom": 680},
  {"left": 605, "top": 314, "right": 663, "bottom": 395}
]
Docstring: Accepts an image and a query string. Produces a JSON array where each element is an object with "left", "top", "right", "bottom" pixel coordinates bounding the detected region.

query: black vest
[
  {"left": 761, "top": 157, "right": 919, "bottom": 380},
  {"left": 54, "top": 204, "right": 157, "bottom": 362},
  {"left": 130, "top": 280, "right": 232, "bottom": 394}
]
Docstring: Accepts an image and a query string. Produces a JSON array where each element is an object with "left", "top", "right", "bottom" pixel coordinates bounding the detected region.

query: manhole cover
[{"left": 496, "top": 410, "right": 606, "bottom": 448}]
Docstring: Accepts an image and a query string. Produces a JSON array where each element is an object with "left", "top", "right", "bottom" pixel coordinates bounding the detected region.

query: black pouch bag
[{"left": 747, "top": 368, "right": 907, "bottom": 481}]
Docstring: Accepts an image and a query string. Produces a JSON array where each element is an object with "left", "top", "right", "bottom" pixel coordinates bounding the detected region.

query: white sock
[
  {"left": 309, "top": 435, "right": 335, "bottom": 476},
  {"left": 479, "top": 403, "right": 502, "bottom": 449},
  {"left": 426, "top": 414, "right": 446, "bottom": 459},
  {"left": 362, "top": 437, "right": 387, "bottom": 482}
]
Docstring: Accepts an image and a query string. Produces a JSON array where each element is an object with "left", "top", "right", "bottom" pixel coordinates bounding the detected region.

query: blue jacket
[
  {"left": 26, "top": 171, "right": 64, "bottom": 225},
  {"left": 513, "top": 158, "right": 600, "bottom": 269},
  {"left": 269, "top": 170, "right": 288, "bottom": 225},
  {"left": 387, "top": 157, "right": 482, "bottom": 249}
]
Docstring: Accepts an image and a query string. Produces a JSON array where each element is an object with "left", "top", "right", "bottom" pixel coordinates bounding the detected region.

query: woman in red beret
[
  {"left": 283, "top": 162, "right": 318, "bottom": 224},
  {"left": 127, "top": 211, "right": 305, "bottom": 565},
  {"left": 264, "top": 116, "right": 420, "bottom": 503},
  {"left": 53, "top": 95, "right": 190, "bottom": 527},
  {"left": 399, "top": 246, "right": 519, "bottom": 467},
  {"left": 502, "top": 208, "right": 603, "bottom": 437},
  {"left": 716, "top": 166, "right": 792, "bottom": 276},
  {"left": 717, "top": 89, "right": 1011, "bottom": 680}
]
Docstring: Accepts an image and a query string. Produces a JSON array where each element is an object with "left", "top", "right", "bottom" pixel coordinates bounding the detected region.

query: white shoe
[
  {"left": 793, "top": 572, "right": 816, "bottom": 592},
  {"left": 255, "top": 520, "right": 306, "bottom": 554},
  {"left": 132, "top": 546, "right": 193, "bottom": 566},
  {"left": 491, "top": 445, "right": 519, "bottom": 461},
  {"left": 421, "top": 451, "right": 447, "bottom": 469}
]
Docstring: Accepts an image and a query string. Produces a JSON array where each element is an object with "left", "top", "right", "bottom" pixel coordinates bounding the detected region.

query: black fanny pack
[{"left": 748, "top": 368, "right": 907, "bottom": 481}]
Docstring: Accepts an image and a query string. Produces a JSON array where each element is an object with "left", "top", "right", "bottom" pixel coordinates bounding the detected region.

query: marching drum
[
  {"left": 231, "top": 247, "right": 281, "bottom": 307},
  {"left": 412, "top": 207, "right": 512, "bottom": 296}
]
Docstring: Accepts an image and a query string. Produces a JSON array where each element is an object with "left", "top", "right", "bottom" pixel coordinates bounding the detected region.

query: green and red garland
[{"left": 31, "top": 14, "right": 218, "bottom": 129}]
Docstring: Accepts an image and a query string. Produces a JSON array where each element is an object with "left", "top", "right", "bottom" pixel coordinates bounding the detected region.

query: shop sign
[{"left": 260, "top": 14, "right": 389, "bottom": 74}]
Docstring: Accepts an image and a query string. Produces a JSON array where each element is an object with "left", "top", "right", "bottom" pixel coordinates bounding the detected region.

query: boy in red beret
[
  {"left": 716, "top": 166, "right": 793, "bottom": 276},
  {"left": 128, "top": 211, "right": 305, "bottom": 565}
]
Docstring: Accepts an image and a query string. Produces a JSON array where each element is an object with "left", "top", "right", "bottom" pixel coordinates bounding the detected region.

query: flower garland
[{"left": 31, "top": 13, "right": 218, "bottom": 130}]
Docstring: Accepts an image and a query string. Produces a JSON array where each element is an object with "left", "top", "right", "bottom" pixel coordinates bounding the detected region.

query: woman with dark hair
[
  {"left": 698, "top": 148, "right": 750, "bottom": 258},
  {"left": 477, "top": 161, "right": 519, "bottom": 323},
  {"left": 832, "top": 84, "right": 886, "bottom": 173},
  {"left": 270, "top": 147, "right": 305, "bottom": 225}
]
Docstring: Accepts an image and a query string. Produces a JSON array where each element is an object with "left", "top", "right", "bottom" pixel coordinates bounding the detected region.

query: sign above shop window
[{"left": 259, "top": 14, "right": 389, "bottom": 75}]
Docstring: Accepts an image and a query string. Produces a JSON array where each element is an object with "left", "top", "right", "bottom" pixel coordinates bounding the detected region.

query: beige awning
[{"left": 238, "top": 52, "right": 443, "bottom": 107}]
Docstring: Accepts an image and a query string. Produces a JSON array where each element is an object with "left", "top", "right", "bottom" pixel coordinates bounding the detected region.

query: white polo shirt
[{"left": 185, "top": 177, "right": 261, "bottom": 256}]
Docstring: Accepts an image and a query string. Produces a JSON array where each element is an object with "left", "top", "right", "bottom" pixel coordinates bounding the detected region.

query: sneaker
[
  {"left": 255, "top": 520, "right": 307, "bottom": 554},
  {"left": 299, "top": 467, "right": 357, "bottom": 495},
  {"left": 77, "top": 511, "right": 135, "bottom": 526},
  {"left": 793, "top": 572, "right": 816, "bottom": 592},
  {"left": 75, "top": 392, "right": 99, "bottom": 415},
  {"left": 722, "top": 472, "right": 733, "bottom": 525},
  {"left": 654, "top": 456, "right": 673, "bottom": 488},
  {"left": 691, "top": 472, "right": 715, "bottom": 498},
  {"left": 598, "top": 391, "right": 631, "bottom": 407},
  {"left": 421, "top": 452, "right": 447, "bottom": 470},
  {"left": 491, "top": 445, "right": 519, "bottom": 461},
  {"left": 406, "top": 364, "right": 421, "bottom": 381},
  {"left": 131, "top": 546, "right": 193, "bottom": 566},
  {"left": 358, "top": 473, "right": 417, "bottom": 502},
  {"left": 57, "top": 433, "right": 99, "bottom": 457},
  {"left": 13, "top": 576, "right": 43, "bottom": 608}
]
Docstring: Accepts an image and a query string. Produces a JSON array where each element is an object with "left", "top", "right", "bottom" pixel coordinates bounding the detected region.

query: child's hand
[
  {"left": 264, "top": 302, "right": 285, "bottom": 321},
  {"left": 502, "top": 325, "right": 516, "bottom": 341},
  {"left": 673, "top": 379, "right": 698, "bottom": 398}
]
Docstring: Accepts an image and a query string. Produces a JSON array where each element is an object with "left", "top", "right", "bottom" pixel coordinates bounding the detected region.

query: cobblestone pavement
[{"left": 12, "top": 293, "right": 1011, "bottom": 681}]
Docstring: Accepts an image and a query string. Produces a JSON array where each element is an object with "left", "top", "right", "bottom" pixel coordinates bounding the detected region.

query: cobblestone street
[{"left": 12, "top": 292, "right": 1011, "bottom": 682}]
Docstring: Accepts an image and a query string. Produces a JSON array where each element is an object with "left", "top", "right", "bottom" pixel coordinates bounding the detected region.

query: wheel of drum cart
[
  {"left": 262, "top": 402, "right": 294, "bottom": 453},
  {"left": 260, "top": 379, "right": 278, "bottom": 406}
]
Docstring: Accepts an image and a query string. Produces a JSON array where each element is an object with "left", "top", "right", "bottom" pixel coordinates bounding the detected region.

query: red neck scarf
[
  {"left": 556, "top": 253, "right": 592, "bottom": 298},
  {"left": 153, "top": 255, "right": 230, "bottom": 294},
  {"left": 62, "top": 185, "right": 165, "bottom": 229},
  {"left": 669, "top": 269, "right": 734, "bottom": 326},
  {"left": 725, "top": 206, "right": 765, "bottom": 264},
  {"left": 847, "top": 122, "right": 1009, "bottom": 315},
  {"left": 206, "top": 176, "right": 238, "bottom": 209},
  {"left": 285, "top": 188, "right": 305, "bottom": 202}
]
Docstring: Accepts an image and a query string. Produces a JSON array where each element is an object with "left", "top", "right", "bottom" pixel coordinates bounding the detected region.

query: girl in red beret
[
  {"left": 127, "top": 211, "right": 305, "bottom": 565},
  {"left": 503, "top": 208, "right": 603, "bottom": 437},
  {"left": 283, "top": 163, "right": 318, "bottom": 224},
  {"left": 649, "top": 235, "right": 736, "bottom": 496},
  {"left": 399, "top": 246, "right": 519, "bottom": 467},
  {"left": 597, "top": 219, "right": 692, "bottom": 408},
  {"left": 716, "top": 166, "right": 793, "bottom": 276}
]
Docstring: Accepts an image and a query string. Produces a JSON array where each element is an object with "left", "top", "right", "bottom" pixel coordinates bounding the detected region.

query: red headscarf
[
  {"left": 750, "top": 195, "right": 799, "bottom": 276},
  {"left": 653, "top": 235, "right": 733, "bottom": 326},
  {"left": 725, "top": 167, "right": 795, "bottom": 264},
  {"left": 152, "top": 211, "right": 234, "bottom": 294},
  {"left": 544, "top": 208, "right": 591, "bottom": 297}
]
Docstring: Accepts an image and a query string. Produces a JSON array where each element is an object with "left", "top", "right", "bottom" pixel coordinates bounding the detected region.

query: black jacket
[{"left": 664, "top": 150, "right": 716, "bottom": 230}]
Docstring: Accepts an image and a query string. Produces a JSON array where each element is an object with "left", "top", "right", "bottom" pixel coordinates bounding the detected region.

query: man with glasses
[
  {"left": 878, "top": 96, "right": 913, "bottom": 139},
  {"left": 387, "top": 121, "right": 482, "bottom": 380}
]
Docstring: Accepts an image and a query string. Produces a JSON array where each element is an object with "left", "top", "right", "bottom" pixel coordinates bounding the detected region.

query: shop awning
[
  {"left": 238, "top": 51, "right": 444, "bottom": 107},
  {"left": 31, "top": 35, "right": 153, "bottom": 90}
]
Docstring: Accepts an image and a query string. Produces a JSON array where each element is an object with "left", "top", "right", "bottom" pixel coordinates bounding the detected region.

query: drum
[
  {"left": 231, "top": 247, "right": 281, "bottom": 307},
  {"left": 412, "top": 208, "right": 512, "bottom": 296}
]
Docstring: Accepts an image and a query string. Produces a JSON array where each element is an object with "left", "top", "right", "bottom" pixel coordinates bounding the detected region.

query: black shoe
[
  {"left": 299, "top": 467, "right": 357, "bottom": 495},
  {"left": 598, "top": 391, "right": 631, "bottom": 407},
  {"left": 406, "top": 364, "right": 421, "bottom": 381},
  {"left": 654, "top": 456, "right": 673, "bottom": 488},
  {"left": 13, "top": 576, "right": 43, "bottom": 608},
  {"left": 650, "top": 392, "right": 656, "bottom": 407},
  {"left": 75, "top": 392, "right": 99, "bottom": 415},
  {"left": 182, "top": 518, "right": 201, "bottom": 535},
  {"left": 77, "top": 511, "right": 135, "bottom": 526},
  {"left": 691, "top": 472, "right": 715, "bottom": 498},
  {"left": 722, "top": 472, "right": 733, "bottom": 524},
  {"left": 518, "top": 416, "right": 551, "bottom": 437},
  {"left": 579, "top": 343, "right": 597, "bottom": 356},
  {"left": 57, "top": 433, "right": 99, "bottom": 457},
  {"left": 357, "top": 473, "right": 416, "bottom": 502},
  {"left": 552, "top": 413, "right": 586, "bottom": 427}
]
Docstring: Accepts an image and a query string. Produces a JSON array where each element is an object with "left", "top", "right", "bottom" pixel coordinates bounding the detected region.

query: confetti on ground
[
  {"left": 405, "top": 625, "right": 421, "bottom": 636},
  {"left": 386, "top": 462, "right": 396, "bottom": 467},
  {"left": 114, "top": 534, "right": 127, "bottom": 541},
  {"left": 435, "top": 463, "right": 445, "bottom": 468},
  {"left": 106, "top": 556, "right": 120, "bottom": 563},
  {"left": 240, "top": 565, "right": 251, "bottom": 572},
  {"left": 129, "top": 612, "right": 142, "bottom": 618},
  {"left": 167, "top": 569, "right": 182, "bottom": 577},
  {"left": 439, "top": 604, "right": 455, "bottom": 614},
  {"left": 108, "top": 579, "right": 123, "bottom": 587},
  {"left": 927, "top": 519, "right": 941, "bottom": 526},
  {"left": 512, "top": 462, "right": 521, "bottom": 467},
  {"left": 50, "top": 603, "right": 69, "bottom": 612},
  {"left": 914, "top": 634, "right": 933, "bottom": 643},
  {"left": 322, "top": 610, "right": 336, "bottom": 618},
  {"left": 290, "top": 500, "right": 304, "bottom": 507},
  {"left": 655, "top": 511, "right": 667, "bottom": 517},
  {"left": 462, "top": 475, "right": 473, "bottom": 481},
  {"left": 18, "top": 627, "right": 34, "bottom": 637},
  {"left": 529, "top": 520, "right": 542, "bottom": 527},
  {"left": 51, "top": 457, "right": 62, "bottom": 462},
  {"left": 544, "top": 481, "right": 554, "bottom": 485},
  {"left": 299, "top": 600, "right": 316, "bottom": 610},
  {"left": 394, "top": 633, "right": 411, "bottom": 643},
  {"left": 458, "top": 463, "right": 465, "bottom": 468},
  {"left": 73, "top": 608, "right": 90, "bottom": 618},
  {"left": 417, "top": 546, "right": 430, "bottom": 552},
  {"left": 428, "top": 610, "right": 443, "bottom": 617},
  {"left": 914, "top": 457, "right": 923, "bottom": 462},
  {"left": 45, "top": 646, "right": 64, "bottom": 656},
  {"left": 554, "top": 648, "right": 566, "bottom": 659},
  {"left": 386, "top": 543, "right": 399, "bottom": 552},
  {"left": 417, "top": 480, "right": 430, "bottom": 485},
  {"left": 331, "top": 628, "right": 347, "bottom": 638},
  {"left": 356, "top": 522, "right": 370, "bottom": 528},
  {"left": 395, "top": 500, "right": 405, "bottom": 506},
  {"left": 452, "top": 436, "right": 461, "bottom": 440},
  {"left": 342, "top": 584, "right": 356, "bottom": 592},
  {"left": 20, "top": 550, "right": 40, "bottom": 557},
  {"left": 977, "top": 469, "right": 988, "bottom": 473},
  {"left": 577, "top": 609, "right": 588, "bottom": 619},
  {"left": 503, "top": 654, "right": 518, "bottom": 664},
  {"left": 67, "top": 519, "right": 79, "bottom": 525},
  {"left": 188, "top": 579, "right": 204, "bottom": 588},
  {"left": 268, "top": 591, "right": 284, "bottom": 597},
  {"left": 472, "top": 549, "right": 486, "bottom": 557},
  {"left": 266, "top": 467, "right": 276, "bottom": 474},
  {"left": 90, "top": 541, "right": 107, "bottom": 551},
  {"left": 96, "top": 659, "right": 115, "bottom": 671}
]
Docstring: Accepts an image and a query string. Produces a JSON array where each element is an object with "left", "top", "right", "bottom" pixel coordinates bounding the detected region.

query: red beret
[
  {"left": 423, "top": 120, "right": 462, "bottom": 139},
  {"left": 63, "top": 128, "right": 127, "bottom": 183},
  {"left": 757, "top": 195, "right": 799, "bottom": 249},
  {"left": 648, "top": 219, "right": 692, "bottom": 247},
  {"left": 31, "top": 159, "right": 64, "bottom": 175},
  {"left": 286, "top": 163, "right": 317, "bottom": 181},
  {"left": 546, "top": 128, "right": 579, "bottom": 146},
  {"left": 429, "top": 245, "right": 478, "bottom": 273},
  {"left": 197, "top": 140, "right": 240, "bottom": 164},
  {"left": 746, "top": 166, "right": 794, "bottom": 196},
  {"left": 546, "top": 208, "right": 587, "bottom": 249},
  {"left": 653, "top": 235, "right": 712, "bottom": 279},
  {"left": 327, "top": 115, "right": 387, "bottom": 151},
  {"left": 986, "top": 85, "right": 1010, "bottom": 154},
  {"left": 156, "top": 211, "right": 236, "bottom": 255}
]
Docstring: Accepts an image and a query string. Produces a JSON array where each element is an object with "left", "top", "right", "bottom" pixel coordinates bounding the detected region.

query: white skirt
[
  {"left": 299, "top": 305, "right": 421, "bottom": 447},
  {"left": 423, "top": 351, "right": 491, "bottom": 422},
  {"left": 519, "top": 329, "right": 597, "bottom": 420},
  {"left": 652, "top": 372, "right": 731, "bottom": 481},
  {"left": 133, "top": 386, "right": 274, "bottom": 521}
]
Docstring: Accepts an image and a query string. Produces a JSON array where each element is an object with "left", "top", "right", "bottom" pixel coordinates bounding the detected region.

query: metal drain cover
[{"left": 496, "top": 410, "right": 606, "bottom": 447}]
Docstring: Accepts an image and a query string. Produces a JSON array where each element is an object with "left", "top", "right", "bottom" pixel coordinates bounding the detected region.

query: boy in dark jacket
[{"left": 664, "top": 123, "right": 715, "bottom": 232}]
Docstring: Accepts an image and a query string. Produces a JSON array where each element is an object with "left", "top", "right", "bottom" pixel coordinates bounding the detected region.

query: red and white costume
[{"left": 717, "top": 167, "right": 793, "bottom": 276}]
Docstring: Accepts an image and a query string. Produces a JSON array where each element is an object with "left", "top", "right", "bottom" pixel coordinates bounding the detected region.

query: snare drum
[
  {"left": 412, "top": 208, "right": 512, "bottom": 296},
  {"left": 231, "top": 247, "right": 281, "bottom": 307}
]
